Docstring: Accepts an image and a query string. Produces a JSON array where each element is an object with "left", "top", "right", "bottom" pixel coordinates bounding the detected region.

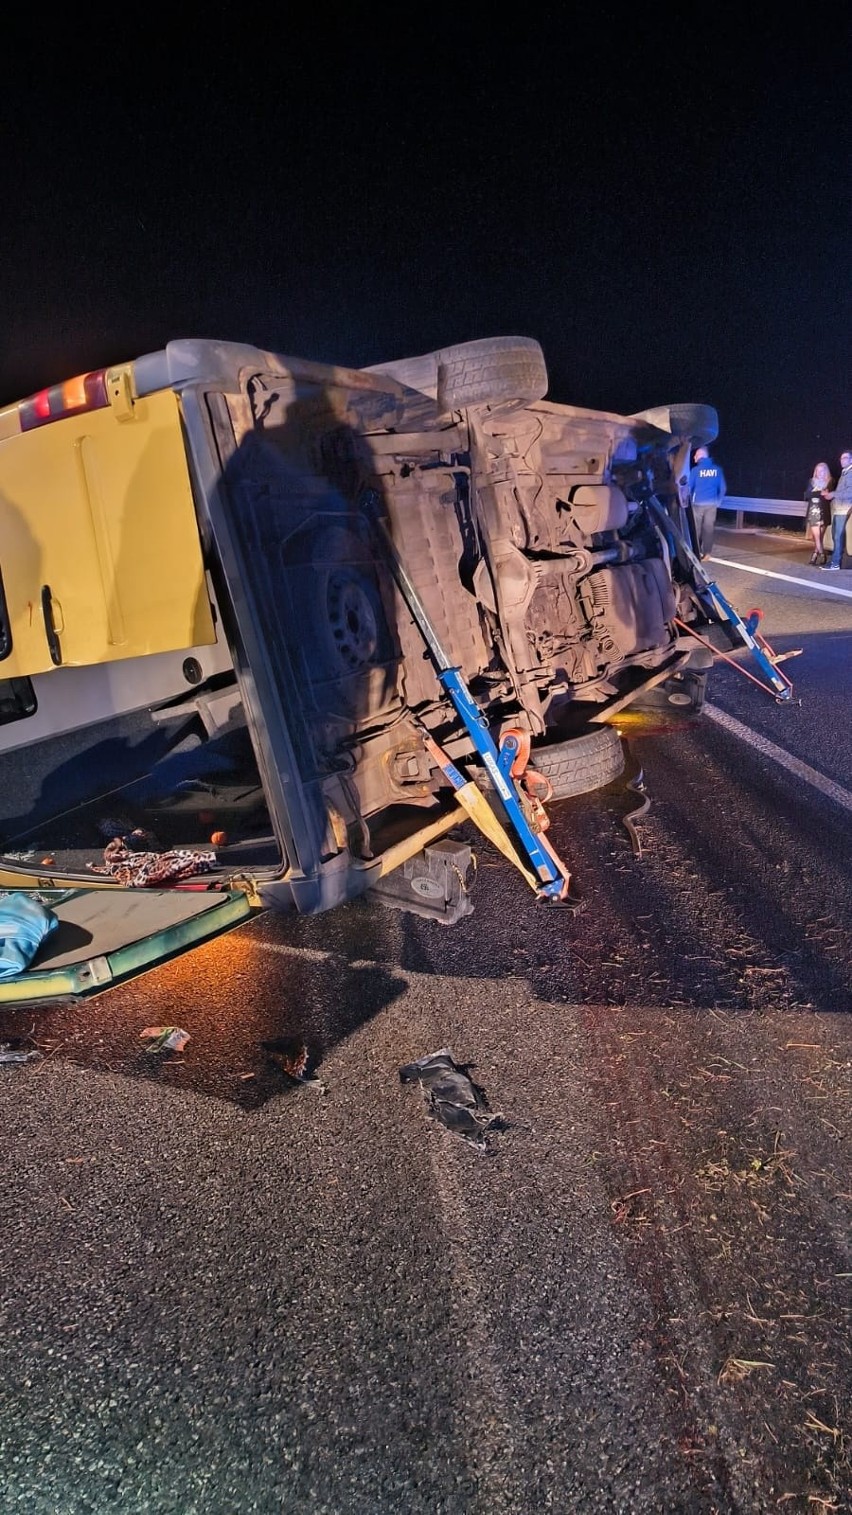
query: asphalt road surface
[{"left": 1, "top": 527, "right": 850, "bottom": 1514}]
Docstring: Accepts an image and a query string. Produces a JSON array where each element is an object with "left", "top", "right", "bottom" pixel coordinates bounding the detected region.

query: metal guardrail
[{"left": 720, "top": 497, "right": 803, "bottom": 530}]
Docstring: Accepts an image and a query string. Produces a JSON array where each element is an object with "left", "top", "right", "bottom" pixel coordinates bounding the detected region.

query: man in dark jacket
[{"left": 687, "top": 445, "right": 727, "bottom": 558}]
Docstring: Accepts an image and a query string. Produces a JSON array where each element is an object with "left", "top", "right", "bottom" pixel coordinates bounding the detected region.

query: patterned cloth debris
[{"left": 88, "top": 840, "right": 217, "bottom": 887}]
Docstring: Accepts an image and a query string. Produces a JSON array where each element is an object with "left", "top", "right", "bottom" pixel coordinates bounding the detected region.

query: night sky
[{"left": 2, "top": 9, "right": 849, "bottom": 496}]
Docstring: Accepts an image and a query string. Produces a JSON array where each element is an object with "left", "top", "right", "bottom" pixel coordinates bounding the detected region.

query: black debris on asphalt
[{"left": 399, "top": 1047, "right": 506, "bottom": 1150}]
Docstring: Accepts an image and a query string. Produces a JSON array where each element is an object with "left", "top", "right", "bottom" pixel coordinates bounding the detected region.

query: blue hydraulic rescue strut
[
  {"left": 373, "top": 514, "right": 574, "bottom": 903},
  {"left": 648, "top": 498, "right": 795, "bottom": 701}
]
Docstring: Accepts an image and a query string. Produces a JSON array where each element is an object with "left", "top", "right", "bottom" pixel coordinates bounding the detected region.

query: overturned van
[{"left": 0, "top": 335, "right": 719, "bottom": 984}]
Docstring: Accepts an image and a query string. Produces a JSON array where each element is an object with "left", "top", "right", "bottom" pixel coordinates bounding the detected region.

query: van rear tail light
[{"left": 19, "top": 369, "right": 110, "bottom": 431}]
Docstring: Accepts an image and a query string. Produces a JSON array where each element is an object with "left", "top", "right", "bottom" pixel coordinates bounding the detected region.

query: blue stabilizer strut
[
  {"left": 372, "top": 512, "right": 570, "bottom": 899},
  {"left": 694, "top": 579, "right": 792, "bottom": 699},
  {"left": 438, "top": 669, "right": 568, "bottom": 897},
  {"left": 649, "top": 498, "right": 793, "bottom": 701}
]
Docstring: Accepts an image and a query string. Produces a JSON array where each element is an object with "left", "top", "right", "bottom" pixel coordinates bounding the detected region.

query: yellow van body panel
[{"left": 0, "top": 389, "right": 216, "bottom": 676}]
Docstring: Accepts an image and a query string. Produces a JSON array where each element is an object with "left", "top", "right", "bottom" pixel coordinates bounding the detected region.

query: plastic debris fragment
[
  {"left": 139, "top": 1026, "right": 191, "bottom": 1054},
  {"left": 261, "top": 1037, "right": 325, "bottom": 1089},
  {"left": 0, "top": 1038, "right": 43, "bottom": 1065},
  {"left": 399, "top": 1047, "right": 505, "bottom": 1150}
]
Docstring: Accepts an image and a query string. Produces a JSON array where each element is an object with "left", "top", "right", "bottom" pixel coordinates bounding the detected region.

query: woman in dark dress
[{"left": 804, "top": 461, "right": 833, "bottom": 564}]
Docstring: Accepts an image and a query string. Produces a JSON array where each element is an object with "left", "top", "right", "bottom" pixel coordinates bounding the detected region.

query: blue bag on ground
[{"left": 0, "top": 893, "right": 59, "bottom": 980}]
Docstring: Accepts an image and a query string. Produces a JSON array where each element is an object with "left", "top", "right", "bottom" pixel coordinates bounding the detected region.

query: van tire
[
  {"left": 528, "top": 726, "right": 625, "bottom": 799},
  {"left": 630, "top": 402, "right": 719, "bottom": 447},
  {"left": 435, "top": 337, "right": 549, "bottom": 412},
  {"left": 665, "top": 403, "right": 719, "bottom": 447},
  {"left": 364, "top": 336, "right": 548, "bottom": 411}
]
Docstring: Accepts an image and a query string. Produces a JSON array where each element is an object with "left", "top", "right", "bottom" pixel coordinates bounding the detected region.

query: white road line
[
  {"left": 708, "top": 555, "right": 852, "bottom": 599},
  {"left": 704, "top": 704, "right": 852, "bottom": 814},
  {"left": 254, "top": 941, "right": 334, "bottom": 962}
]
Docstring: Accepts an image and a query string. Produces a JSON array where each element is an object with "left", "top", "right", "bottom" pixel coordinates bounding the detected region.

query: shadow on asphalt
[{"left": 0, "top": 935, "right": 411, "bottom": 1111}]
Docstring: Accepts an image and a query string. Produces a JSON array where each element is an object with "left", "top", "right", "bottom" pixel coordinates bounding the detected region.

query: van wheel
[
  {"left": 364, "top": 336, "right": 548, "bottom": 410},
  {"left": 528, "top": 726, "right": 625, "bottom": 800},
  {"left": 665, "top": 404, "right": 720, "bottom": 447},
  {"left": 630, "top": 402, "right": 719, "bottom": 447},
  {"left": 435, "top": 337, "right": 549, "bottom": 412}
]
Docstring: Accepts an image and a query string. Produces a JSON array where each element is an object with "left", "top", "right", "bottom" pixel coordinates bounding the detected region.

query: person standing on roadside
[
  {"left": 804, "top": 460, "right": 833, "bottom": 565},
  {"left": 687, "top": 444, "right": 727, "bottom": 558},
  {"left": 823, "top": 450, "right": 852, "bottom": 570}
]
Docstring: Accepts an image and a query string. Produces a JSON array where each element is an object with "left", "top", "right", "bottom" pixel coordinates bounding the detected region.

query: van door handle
[{"left": 41, "top": 585, "right": 63, "bottom": 666}]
